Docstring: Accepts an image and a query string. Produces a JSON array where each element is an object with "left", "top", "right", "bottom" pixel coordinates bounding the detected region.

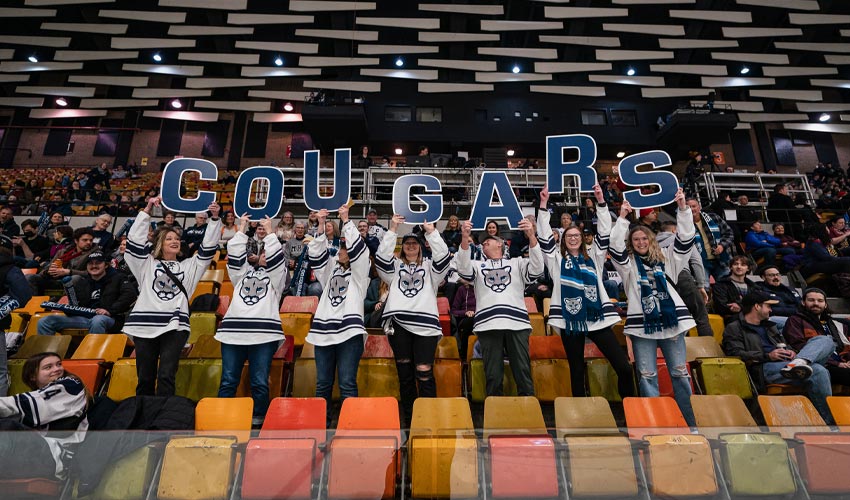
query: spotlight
[
  {"left": 395, "top": 57, "right": 404, "bottom": 67},
  {"left": 819, "top": 113, "right": 831, "bottom": 122},
  {"left": 274, "top": 56, "right": 283, "bottom": 67},
  {"left": 170, "top": 99, "right": 182, "bottom": 109},
  {"left": 616, "top": 151, "right": 626, "bottom": 159},
  {"left": 740, "top": 66, "right": 750, "bottom": 75},
  {"left": 28, "top": 55, "right": 38, "bottom": 63},
  {"left": 283, "top": 102, "right": 294, "bottom": 112},
  {"left": 55, "top": 97, "right": 68, "bottom": 107},
  {"left": 626, "top": 67, "right": 635, "bottom": 76},
  {"left": 153, "top": 53, "right": 162, "bottom": 62},
  {"left": 512, "top": 65, "right": 520, "bottom": 74},
  {"left": 506, "top": 149, "right": 515, "bottom": 157},
  {"left": 394, "top": 148, "right": 403, "bottom": 155}
]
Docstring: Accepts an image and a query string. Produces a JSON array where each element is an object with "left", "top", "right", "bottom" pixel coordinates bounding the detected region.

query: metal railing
[{"left": 696, "top": 172, "right": 816, "bottom": 208}]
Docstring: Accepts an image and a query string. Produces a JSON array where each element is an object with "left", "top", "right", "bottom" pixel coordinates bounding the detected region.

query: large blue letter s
[
  {"left": 160, "top": 158, "right": 217, "bottom": 213},
  {"left": 618, "top": 150, "right": 679, "bottom": 209},
  {"left": 546, "top": 134, "right": 597, "bottom": 194}
]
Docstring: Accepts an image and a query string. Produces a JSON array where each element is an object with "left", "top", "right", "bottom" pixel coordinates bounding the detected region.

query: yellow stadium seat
[
  {"left": 188, "top": 334, "right": 222, "bottom": 358},
  {"left": 279, "top": 312, "right": 312, "bottom": 348},
  {"left": 157, "top": 436, "right": 238, "bottom": 500},
  {"left": 188, "top": 312, "right": 218, "bottom": 344},
  {"left": 12, "top": 334, "right": 72, "bottom": 359},
  {"left": 106, "top": 358, "right": 138, "bottom": 402},
  {"left": 25, "top": 312, "right": 64, "bottom": 338},
  {"left": 175, "top": 358, "right": 223, "bottom": 402},
  {"left": 71, "top": 334, "right": 128, "bottom": 363},
  {"left": 195, "top": 397, "right": 253, "bottom": 443}
]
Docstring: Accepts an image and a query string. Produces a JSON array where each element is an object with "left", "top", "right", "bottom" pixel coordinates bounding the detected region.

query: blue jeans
[
  {"left": 218, "top": 340, "right": 280, "bottom": 417},
  {"left": 37, "top": 314, "right": 116, "bottom": 335},
  {"left": 631, "top": 333, "right": 696, "bottom": 426},
  {"left": 315, "top": 335, "right": 364, "bottom": 423},
  {"left": 763, "top": 334, "right": 835, "bottom": 424}
]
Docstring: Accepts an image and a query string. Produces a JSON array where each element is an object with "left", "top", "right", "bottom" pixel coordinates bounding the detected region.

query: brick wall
[{"left": 14, "top": 128, "right": 101, "bottom": 168}]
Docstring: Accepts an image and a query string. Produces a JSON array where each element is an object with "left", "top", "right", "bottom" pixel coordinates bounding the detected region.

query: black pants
[
  {"left": 387, "top": 324, "right": 439, "bottom": 425},
  {"left": 455, "top": 316, "right": 475, "bottom": 361},
  {"left": 478, "top": 329, "right": 535, "bottom": 397},
  {"left": 134, "top": 330, "right": 190, "bottom": 397},
  {"left": 677, "top": 269, "right": 713, "bottom": 337},
  {"left": 560, "top": 326, "right": 635, "bottom": 398},
  {"left": 0, "top": 419, "right": 57, "bottom": 479}
]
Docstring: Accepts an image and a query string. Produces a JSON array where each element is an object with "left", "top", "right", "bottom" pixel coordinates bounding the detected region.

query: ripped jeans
[
  {"left": 631, "top": 333, "right": 695, "bottom": 427},
  {"left": 387, "top": 323, "right": 440, "bottom": 427}
]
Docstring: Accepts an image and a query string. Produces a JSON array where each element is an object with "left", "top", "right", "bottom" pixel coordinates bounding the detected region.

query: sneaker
[{"left": 781, "top": 359, "right": 813, "bottom": 380}]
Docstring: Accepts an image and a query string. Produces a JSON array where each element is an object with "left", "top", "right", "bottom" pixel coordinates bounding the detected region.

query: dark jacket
[
  {"left": 713, "top": 276, "right": 756, "bottom": 321},
  {"left": 721, "top": 315, "right": 785, "bottom": 391},
  {"left": 72, "top": 268, "right": 137, "bottom": 331},
  {"left": 782, "top": 310, "right": 843, "bottom": 365},
  {"left": 0, "top": 218, "right": 20, "bottom": 238},
  {"left": 0, "top": 254, "right": 33, "bottom": 330},
  {"left": 181, "top": 223, "right": 207, "bottom": 251},
  {"left": 753, "top": 282, "right": 801, "bottom": 318}
]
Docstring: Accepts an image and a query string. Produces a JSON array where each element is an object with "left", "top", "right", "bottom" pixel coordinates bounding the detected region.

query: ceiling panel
[
  {"left": 299, "top": 56, "right": 379, "bottom": 67},
  {"left": 589, "top": 75, "right": 666, "bottom": 86},
  {"left": 613, "top": 0, "right": 695, "bottom": 3},
  {"left": 419, "top": 32, "right": 499, "bottom": 42},
  {"left": 789, "top": 14, "right": 850, "bottom": 24},
  {"left": 809, "top": 79, "right": 850, "bottom": 89},
  {"left": 418, "top": 58, "right": 497, "bottom": 71},
  {"left": 80, "top": 98, "right": 158, "bottom": 108},
  {"left": 194, "top": 100, "right": 270, "bottom": 111},
  {"left": 418, "top": 82, "right": 494, "bottom": 93},
  {"left": 0, "top": 62, "right": 82, "bottom": 72},
  {"left": 41, "top": 22, "right": 127, "bottom": 34},
  {"left": 179, "top": 53, "right": 260, "bottom": 65},
  {"left": 0, "top": 75, "right": 31, "bottom": 82},
  {"left": 641, "top": 88, "right": 716, "bottom": 98},
  {"left": 0, "top": 50, "right": 12, "bottom": 60},
  {"left": 603, "top": 23, "right": 685, "bottom": 36},
  {"left": 357, "top": 45, "right": 439, "bottom": 55},
  {"left": 659, "top": 39, "right": 738, "bottom": 49},
  {"left": 122, "top": 63, "right": 204, "bottom": 76},
  {"left": 529, "top": 85, "right": 606, "bottom": 96},
  {"left": 722, "top": 27, "right": 802, "bottom": 38},
  {"left": 825, "top": 55, "right": 850, "bottom": 65},
  {"left": 132, "top": 88, "right": 211, "bottom": 97},
  {"left": 774, "top": 42, "right": 850, "bottom": 53},
  {"left": 234, "top": 41, "right": 319, "bottom": 54},
  {"left": 481, "top": 20, "right": 563, "bottom": 31},
  {"left": 711, "top": 52, "right": 789, "bottom": 65},
  {"left": 168, "top": 25, "right": 254, "bottom": 36},
  {"left": 690, "top": 100, "right": 764, "bottom": 111},
  {"left": 30, "top": 109, "right": 107, "bottom": 118},
  {"left": 749, "top": 89, "right": 822, "bottom": 101},
  {"left": 785, "top": 123, "right": 850, "bottom": 133},
  {"left": 144, "top": 110, "right": 219, "bottom": 121},
  {"left": 596, "top": 49, "right": 674, "bottom": 61},
  {"left": 475, "top": 72, "right": 553, "bottom": 83},
  {"left": 356, "top": 17, "right": 439, "bottom": 29},
  {"left": 796, "top": 103, "right": 850, "bottom": 112},
  {"left": 762, "top": 66, "right": 838, "bottom": 77},
  {"left": 68, "top": 75, "right": 149, "bottom": 87},
  {"left": 650, "top": 64, "right": 728, "bottom": 76},
  {"left": 98, "top": 9, "right": 186, "bottom": 23},
  {"left": 0, "top": 7, "right": 56, "bottom": 16},
  {"left": 701, "top": 76, "right": 776, "bottom": 87},
  {"left": 159, "top": 0, "right": 246, "bottom": 9},
  {"left": 738, "top": 112, "right": 808, "bottom": 122},
  {"left": 185, "top": 78, "right": 265, "bottom": 88},
  {"left": 240, "top": 67, "right": 322, "bottom": 77},
  {"left": 111, "top": 37, "right": 195, "bottom": 49},
  {"left": 252, "top": 113, "right": 303, "bottom": 123},
  {"left": 538, "top": 35, "right": 620, "bottom": 47},
  {"left": 361, "top": 69, "right": 439, "bottom": 80},
  {"left": 16, "top": 86, "right": 95, "bottom": 97},
  {"left": 303, "top": 80, "right": 382, "bottom": 92},
  {"left": 25, "top": 0, "right": 109, "bottom": 5},
  {"left": 54, "top": 50, "right": 138, "bottom": 61},
  {"left": 477, "top": 47, "right": 558, "bottom": 59},
  {"left": 736, "top": 0, "right": 819, "bottom": 10},
  {"left": 669, "top": 10, "right": 752, "bottom": 23},
  {"left": 544, "top": 7, "right": 629, "bottom": 19},
  {"left": 3, "top": 35, "right": 71, "bottom": 47},
  {"left": 226, "top": 13, "right": 313, "bottom": 24},
  {"left": 289, "top": 1, "right": 375, "bottom": 12},
  {"left": 419, "top": 4, "right": 503, "bottom": 15},
  {"left": 247, "top": 90, "right": 312, "bottom": 100},
  {"left": 294, "top": 29, "right": 378, "bottom": 41},
  {"left": 535, "top": 62, "right": 612, "bottom": 73},
  {"left": 0, "top": 97, "right": 44, "bottom": 107}
]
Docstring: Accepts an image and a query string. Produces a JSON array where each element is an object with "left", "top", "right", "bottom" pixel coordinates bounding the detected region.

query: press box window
[
  {"left": 416, "top": 107, "right": 442, "bottom": 123},
  {"left": 385, "top": 106, "right": 412, "bottom": 122},
  {"left": 611, "top": 110, "right": 638, "bottom": 127},
  {"left": 581, "top": 109, "right": 607, "bottom": 126}
]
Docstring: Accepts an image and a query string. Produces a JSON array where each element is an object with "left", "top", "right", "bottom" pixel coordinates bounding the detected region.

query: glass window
[
  {"left": 611, "top": 109, "right": 638, "bottom": 127},
  {"left": 581, "top": 109, "right": 607, "bottom": 126},
  {"left": 416, "top": 107, "right": 442, "bottom": 122},
  {"left": 385, "top": 106, "right": 412, "bottom": 122}
]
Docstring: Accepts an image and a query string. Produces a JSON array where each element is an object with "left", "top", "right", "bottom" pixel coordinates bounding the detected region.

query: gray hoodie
[{"left": 656, "top": 230, "right": 709, "bottom": 288}]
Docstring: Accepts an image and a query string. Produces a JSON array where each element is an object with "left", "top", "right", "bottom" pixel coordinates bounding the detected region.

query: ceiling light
[
  {"left": 512, "top": 65, "right": 520, "bottom": 74},
  {"left": 819, "top": 113, "right": 831, "bottom": 122},
  {"left": 274, "top": 56, "right": 284, "bottom": 67},
  {"left": 740, "top": 66, "right": 750, "bottom": 75},
  {"left": 170, "top": 99, "right": 182, "bottom": 109},
  {"left": 493, "top": 116, "right": 501, "bottom": 122},
  {"left": 616, "top": 151, "right": 626, "bottom": 158},
  {"left": 506, "top": 149, "right": 515, "bottom": 157},
  {"left": 626, "top": 67, "right": 635, "bottom": 76},
  {"left": 28, "top": 55, "right": 38, "bottom": 63},
  {"left": 395, "top": 57, "right": 404, "bottom": 67},
  {"left": 153, "top": 53, "right": 162, "bottom": 62},
  {"left": 394, "top": 148, "right": 403, "bottom": 155},
  {"left": 55, "top": 97, "right": 68, "bottom": 107},
  {"left": 283, "top": 102, "right": 294, "bottom": 112}
]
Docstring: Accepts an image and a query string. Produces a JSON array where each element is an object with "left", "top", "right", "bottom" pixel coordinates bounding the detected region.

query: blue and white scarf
[
  {"left": 694, "top": 212, "right": 722, "bottom": 262},
  {"left": 635, "top": 256, "right": 678, "bottom": 335},
  {"left": 559, "top": 253, "right": 602, "bottom": 334}
]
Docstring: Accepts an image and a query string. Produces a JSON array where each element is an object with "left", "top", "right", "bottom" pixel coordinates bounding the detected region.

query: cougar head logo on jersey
[
  {"left": 398, "top": 267, "right": 426, "bottom": 298},
  {"left": 240, "top": 272, "right": 270, "bottom": 306},
  {"left": 482, "top": 266, "right": 512, "bottom": 293},
  {"left": 328, "top": 273, "right": 350, "bottom": 307},
  {"left": 153, "top": 268, "right": 184, "bottom": 301}
]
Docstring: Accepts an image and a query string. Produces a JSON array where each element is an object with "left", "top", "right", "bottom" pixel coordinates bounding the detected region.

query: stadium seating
[
  {"left": 433, "top": 336, "right": 462, "bottom": 397},
  {"left": 436, "top": 296, "right": 452, "bottom": 336},
  {"left": 528, "top": 335, "right": 570, "bottom": 401},
  {"left": 71, "top": 333, "right": 128, "bottom": 363},
  {"left": 156, "top": 436, "right": 238, "bottom": 500},
  {"left": 195, "top": 397, "right": 253, "bottom": 443},
  {"left": 279, "top": 295, "right": 318, "bottom": 347},
  {"left": 685, "top": 336, "right": 753, "bottom": 399},
  {"left": 524, "top": 297, "right": 546, "bottom": 336}
]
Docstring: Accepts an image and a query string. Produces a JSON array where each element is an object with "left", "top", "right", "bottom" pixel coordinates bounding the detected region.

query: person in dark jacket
[
  {"left": 11, "top": 219, "right": 50, "bottom": 268},
  {"left": 686, "top": 197, "right": 735, "bottom": 280},
  {"left": 0, "top": 206, "right": 20, "bottom": 238},
  {"left": 181, "top": 212, "right": 209, "bottom": 257},
  {"left": 36, "top": 251, "right": 136, "bottom": 335},
  {"left": 753, "top": 264, "right": 801, "bottom": 331},
  {"left": 800, "top": 225, "right": 850, "bottom": 280},
  {"left": 713, "top": 256, "right": 756, "bottom": 324},
  {"left": 722, "top": 290, "right": 834, "bottom": 423},
  {"left": 0, "top": 235, "right": 34, "bottom": 396},
  {"left": 782, "top": 288, "right": 850, "bottom": 389},
  {"left": 451, "top": 277, "right": 476, "bottom": 361},
  {"left": 744, "top": 220, "right": 795, "bottom": 266}
]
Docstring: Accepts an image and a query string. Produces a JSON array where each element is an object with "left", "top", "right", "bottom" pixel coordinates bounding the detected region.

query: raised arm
[
  {"left": 425, "top": 223, "right": 451, "bottom": 285},
  {"left": 124, "top": 197, "right": 157, "bottom": 280},
  {"left": 374, "top": 214, "right": 403, "bottom": 284},
  {"left": 341, "top": 204, "right": 371, "bottom": 285},
  {"left": 456, "top": 220, "right": 476, "bottom": 281},
  {"left": 536, "top": 187, "right": 556, "bottom": 255},
  {"left": 668, "top": 189, "right": 695, "bottom": 279},
  {"left": 308, "top": 209, "right": 331, "bottom": 285},
  {"left": 260, "top": 217, "right": 288, "bottom": 287},
  {"left": 519, "top": 218, "right": 543, "bottom": 283},
  {"left": 186, "top": 201, "right": 222, "bottom": 282},
  {"left": 589, "top": 183, "right": 612, "bottom": 263},
  {"left": 226, "top": 215, "right": 252, "bottom": 285},
  {"left": 608, "top": 200, "right": 634, "bottom": 285}
]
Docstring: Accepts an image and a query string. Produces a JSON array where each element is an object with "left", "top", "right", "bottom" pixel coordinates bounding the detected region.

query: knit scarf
[
  {"left": 559, "top": 253, "right": 602, "bottom": 334},
  {"left": 635, "top": 256, "right": 678, "bottom": 335},
  {"left": 291, "top": 246, "right": 310, "bottom": 296}
]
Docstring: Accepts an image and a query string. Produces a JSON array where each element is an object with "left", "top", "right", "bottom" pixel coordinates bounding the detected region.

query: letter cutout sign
[
  {"left": 546, "top": 134, "right": 597, "bottom": 194},
  {"left": 233, "top": 166, "right": 286, "bottom": 220},
  {"left": 392, "top": 175, "right": 443, "bottom": 224},
  {"left": 469, "top": 171, "right": 523, "bottom": 230},
  {"left": 618, "top": 150, "right": 679, "bottom": 209},
  {"left": 160, "top": 158, "right": 216, "bottom": 214},
  {"left": 303, "top": 148, "right": 352, "bottom": 212}
]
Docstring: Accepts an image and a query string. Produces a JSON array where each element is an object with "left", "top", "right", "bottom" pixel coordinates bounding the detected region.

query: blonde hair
[
  {"left": 626, "top": 225, "right": 665, "bottom": 264},
  {"left": 152, "top": 226, "right": 180, "bottom": 260}
]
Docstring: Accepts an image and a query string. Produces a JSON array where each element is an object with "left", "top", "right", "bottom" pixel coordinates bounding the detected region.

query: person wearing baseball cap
[
  {"left": 37, "top": 250, "right": 136, "bottom": 337},
  {"left": 722, "top": 289, "right": 835, "bottom": 424},
  {"left": 366, "top": 208, "right": 387, "bottom": 240}
]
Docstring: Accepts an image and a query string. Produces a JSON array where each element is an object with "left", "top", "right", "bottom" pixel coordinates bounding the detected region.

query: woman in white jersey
[
  {"left": 216, "top": 215, "right": 287, "bottom": 421},
  {"left": 537, "top": 185, "right": 634, "bottom": 399},
  {"left": 375, "top": 215, "right": 451, "bottom": 424},
  {"left": 124, "top": 196, "right": 221, "bottom": 396},
  {"left": 305, "top": 205, "right": 370, "bottom": 424},
  {"left": 608, "top": 189, "right": 697, "bottom": 425}
]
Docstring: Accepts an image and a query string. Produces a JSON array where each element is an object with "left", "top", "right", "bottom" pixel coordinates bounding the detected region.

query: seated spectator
[
  {"left": 634, "top": 208, "right": 661, "bottom": 233},
  {"left": 0, "top": 206, "right": 20, "bottom": 238},
  {"left": 0, "top": 352, "right": 88, "bottom": 480},
  {"left": 722, "top": 290, "right": 834, "bottom": 424},
  {"left": 687, "top": 197, "right": 734, "bottom": 280},
  {"left": 828, "top": 216, "right": 850, "bottom": 256},
  {"left": 744, "top": 220, "right": 795, "bottom": 267},
  {"left": 48, "top": 225, "right": 74, "bottom": 260},
  {"left": 357, "top": 219, "right": 379, "bottom": 256},
  {"left": 41, "top": 211, "right": 67, "bottom": 241},
  {"left": 508, "top": 214, "right": 535, "bottom": 258},
  {"left": 783, "top": 287, "right": 850, "bottom": 392},
  {"left": 800, "top": 225, "right": 850, "bottom": 280},
  {"left": 363, "top": 277, "right": 388, "bottom": 328},
  {"left": 451, "top": 277, "right": 476, "bottom": 360},
  {"left": 90, "top": 214, "right": 115, "bottom": 252},
  {"left": 441, "top": 215, "right": 462, "bottom": 254},
  {"left": 28, "top": 227, "right": 99, "bottom": 295},
  {"left": 772, "top": 223, "right": 802, "bottom": 252},
  {"left": 11, "top": 219, "right": 50, "bottom": 268},
  {"left": 37, "top": 251, "right": 136, "bottom": 335},
  {"left": 753, "top": 264, "right": 801, "bottom": 330},
  {"left": 735, "top": 195, "right": 761, "bottom": 232},
  {"left": 275, "top": 211, "right": 295, "bottom": 242},
  {"left": 713, "top": 255, "right": 756, "bottom": 324},
  {"left": 220, "top": 211, "right": 238, "bottom": 249},
  {"left": 157, "top": 211, "right": 181, "bottom": 232},
  {"left": 246, "top": 218, "right": 269, "bottom": 266},
  {"left": 181, "top": 212, "right": 209, "bottom": 257}
]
